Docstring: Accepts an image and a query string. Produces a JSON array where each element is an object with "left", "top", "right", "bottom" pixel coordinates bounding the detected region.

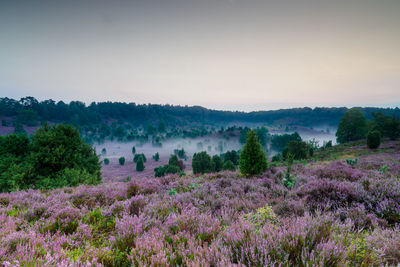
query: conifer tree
[{"left": 239, "top": 130, "right": 267, "bottom": 176}]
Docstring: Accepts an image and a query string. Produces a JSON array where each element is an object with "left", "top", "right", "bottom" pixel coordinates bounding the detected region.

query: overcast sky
[{"left": 1, "top": 0, "right": 399, "bottom": 111}]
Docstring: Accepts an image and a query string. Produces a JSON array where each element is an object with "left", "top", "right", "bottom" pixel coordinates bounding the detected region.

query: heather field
[{"left": 1, "top": 141, "right": 400, "bottom": 266}]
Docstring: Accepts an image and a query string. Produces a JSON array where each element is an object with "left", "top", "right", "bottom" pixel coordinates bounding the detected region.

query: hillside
[
  {"left": 1, "top": 141, "right": 400, "bottom": 265},
  {"left": 1, "top": 97, "right": 399, "bottom": 128}
]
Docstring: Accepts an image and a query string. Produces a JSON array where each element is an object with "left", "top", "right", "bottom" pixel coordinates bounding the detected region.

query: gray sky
[{"left": 1, "top": 0, "right": 399, "bottom": 111}]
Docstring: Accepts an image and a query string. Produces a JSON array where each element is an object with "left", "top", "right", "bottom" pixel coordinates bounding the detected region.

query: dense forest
[{"left": 1, "top": 96, "right": 399, "bottom": 127}]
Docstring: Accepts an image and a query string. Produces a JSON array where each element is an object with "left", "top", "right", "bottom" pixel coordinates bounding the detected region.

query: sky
[{"left": 1, "top": 0, "right": 399, "bottom": 111}]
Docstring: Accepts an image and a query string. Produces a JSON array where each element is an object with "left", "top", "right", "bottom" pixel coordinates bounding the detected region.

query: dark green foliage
[
  {"left": 174, "top": 148, "right": 187, "bottom": 159},
  {"left": 282, "top": 141, "right": 310, "bottom": 160},
  {"left": 239, "top": 130, "right": 268, "bottom": 176},
  {"left": 147, "top": 124, "right": 155, "bottom": 135},
  {"left": 212, "top": 155, "right": 223, "bottom": 172},
  {"left": 256, "top": 127, "right": 269, "bottom": 147},
  {"left": 282, "top": 154, "right": 296, "bottom": 188},
  {"left": 13, "top": 123, "right": 26, "bottom": 135},
  {"left": 131, "top": 146, "right": 136, "bottom": 154},
  {"left": 239, "top": 127, "right": 250, "bottom": 144},
  {"left": 154, "top": 164, "right": 181, "bottom": 177},
  {"left": 29, "top": 123, "right": 101, "bottom": 186},
  {"left": 222, "top": 150, "right": 239, "bottom": 165},
  {"left": 119, "top": 157, "right": 125, "bottom": 166},
  {"left": 134, "top": 154, "right": 147, "bottom": 163},
  {"left": 222, "top": 160, "right": 236, "bottom": 171},
  {"left": 158, "top": 121, "right": 166, "bottom": 132},
  {"left": 0, "top": 135, "right": 31, "bottom": 192},
  {"left": 168, "top": 154, "right": 184, "bottom": 171},
  {"left": 101, "top": 148, "right": 107, "bottom": 155},
  {"left": 336, "top": 108, "right": 368, "bottom": 144},
  {"left": 271, "top": 153, "right": 283, "bottom": 162},
  {"left": 152, "top": 152, "right": 160, "bottom": 161},
  {"left": 136, "top": 158, "right": 145, "bottom": 172},
  {"left": 271, "top": 132, "right": 302, "bottom": 152},
  {"left": 371, "top": 112, "right": 400, "bottom": 140},
  {"left": 103, "top": 158, "right": 110, "bottom": 165},
  {"left": 0, "top": 124, "right": 101, "bottom": 192},
  {"left": 367, "top": 130, "right": 381, "bottom": 149},
  {"left": 192, "top": 151, "right": 214, "bottom": 174},
  {"left": 16, "top": 109, "right": 38, "bottom": 126}
]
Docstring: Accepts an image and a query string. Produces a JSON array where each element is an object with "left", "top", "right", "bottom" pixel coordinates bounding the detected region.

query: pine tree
[
  {"left": 136, "top": 158, "right": 145, "bottom": 172},
  {"left": 239, "top": 130, "right": 268, "bottom": 176}
]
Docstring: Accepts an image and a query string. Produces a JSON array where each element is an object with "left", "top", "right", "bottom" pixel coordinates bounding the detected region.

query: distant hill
[{"left": 1, "top": 96, "right": 399, "bottom": 127}]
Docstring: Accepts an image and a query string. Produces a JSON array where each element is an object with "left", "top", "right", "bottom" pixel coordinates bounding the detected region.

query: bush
[
  {"left": 192, "top": 151, "right": 214, "bottom": 174},
  {"left": 282, "top": 140, "right": 310, "bottom": 160},
  {"left": 367, "top": 130, "right": 381, "bottom": 149},
  {"left": 271, "top": 132, "right": 302, "bottom": 151},
  {"left": 101, "top": 148, "right": 107, "bottom": 155},
  {"left": 212, "top": 155, "right": 223, "bottom": 172},
  {"left": 132, "top": 146, "right": 136, "bottom": 154},
  {"left": 104, "top": 158, "right": 110, "bottom": 165},
  {"left": 134, "top": 153, "right": 147, "bottom": 163},
  {"left": 336, "top": 108, "right": 368, "bottom": 143},
  {"left": 222, "top": 150, "right": 239, "bottom": 165},
  {"left": 271, "top": 153, "right": 283, "bottom": 162},
  {"left": 239, "top": 130, "right": 267, "bottom": 176},
  {"left": 222, "top": 160, "right": 236, "bottom": 171},
  {"left": 154, "top": 164, "right": 181, "bottom": 177},
  {"left": 136, "top": 158, "right": 145, "bottom": 172},
  {"left": 152, "top": 152, "right": 159, "bottom": 162},
  {"left": 119, "top": 157, "right": 125, "bottom": 166}
]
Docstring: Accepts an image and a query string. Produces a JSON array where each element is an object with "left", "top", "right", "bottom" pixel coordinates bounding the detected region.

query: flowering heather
[{"left": 1, "top": 144, "right": 400, "bottom": 265}]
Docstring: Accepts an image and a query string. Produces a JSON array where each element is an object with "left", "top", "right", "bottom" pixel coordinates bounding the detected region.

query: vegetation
[
  {"left": 336, "top": 108, "right": 368, "bottom": 144},
  {"left": 154, "top": 155, "right": 184, "bottom": 177},
  {"left": 192, "top": 151, "right": 214, "bottom": 174},
  {"left": 103, "top": 158, "right": 110, "bottom": 165},
  {"left": 222, "top": 160, "right": 236, "bottom": 171},
  {"left": 118, "top": 157, "right": 125, "bottom": 166},
  {"left": 282, "top": 140, "right": 312, "bottom": 160},
  {"left": 367, "top": 130, "right": 381, "bottom": 149},
  {"left": 271, "top": 132, "right": 302, "bottom": 151},
  {"left": 152, "top": 152, "right": 159, "bottom": 162},
  {"left": 0, "top": 124, "right": 101, "bottom": 192},
  {"left": 133, "top": 154, "right": 147, "bottom": 163},
  {"left": 136, "top": 158, "right": 145, "bottom": 172},
  {"left": 239, "top": 130, "right": 268, "bottom": 176}
]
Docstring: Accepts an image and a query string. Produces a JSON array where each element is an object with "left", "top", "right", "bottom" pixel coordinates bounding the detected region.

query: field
[{"left": 1, "top": 141, "right": 400, "bottom": 266}]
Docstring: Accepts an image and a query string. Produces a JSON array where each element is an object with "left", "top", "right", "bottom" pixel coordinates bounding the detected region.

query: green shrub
[
  {"left": 119, "top": 157, "right": 125, "bottom": 166},
  {"left": 192, "top": 151, "right": 214, "bottom": 174},
  {"left": 367, "top": 130, "right": 381, "bottom": 149},
  {"left": 131, "top": 146, "right": 136, "bottom": 154},
  {"left": 282, "top": 140, "right": 310, "bottom": 160},
  {"left": 212, "top": 155, "right": 223, "bottom": 172},
  {"left": 239, "top": 130, "right": 267, "bottom": 176},
  {"left": 136, "top": 158, "right": 145, "bottom": 172},
  {"left": 104, "top": 158, "right": 110, "bottom": 165},
  {"left": 336, "top": 108, "right": 368, "bottom": 143},
  {"left": 152, "top": 152, "right": 159, "bottom": 162},
  {"left": 222, "top": 160, "right": 236, "bottom": 171},
  {"left": 134, "top": 153, "right": 146, "bottom": 163}
]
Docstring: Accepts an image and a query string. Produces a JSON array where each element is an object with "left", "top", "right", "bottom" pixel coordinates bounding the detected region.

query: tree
[
  {"left": 212, "top": 155, "right": 223, "bottom": 172},
  {"left": 271, "top": 132, "right": 302, "bottom": 151},
  {"left": 152, "top": 152, "right": 160, "bottom": 161},
  {"left": 119, "top": 157, "right": 125, "bottom": 166},
  {"left": 222, "top": 160, "right": 236, "bottom": 171},
  {"left": 132, "top": 146, "right": 136, "bottom": 154},
  {"left": 136, "top": 158, "right": 145, "bottom": 171},
  {"left": 336, "top": 108, "right": 368, "bottom": 143},
  {"left": 222, "top": 150, "right": 239, "bottom": 165},
  {"left": 192, "top": 151, "right": 214, "bottom": 174},
  {"left": 282, "top": 140, "right": 310, "bottom": 160},
  {"left": 104, "top": 158, "right": 110, "bottom": 165},
  {"left": 367, "top": 130, "right": 381, "bottom": 149},
  {"left": 29, "top": 123, "right": 101, "bottom": 186},
  {"left": 134, "top": 153, "right": 147, "bottom": 163},
  {"left": 169, "top": 154, "right": 184, "bottom": 171},
  {"left": 239, "top": 130, "right": 267, "bottom": 176}
]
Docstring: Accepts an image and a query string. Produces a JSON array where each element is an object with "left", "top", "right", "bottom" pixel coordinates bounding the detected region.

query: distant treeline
[{"left": 1, "top": 96, "right": 399, "bottom": 127}]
